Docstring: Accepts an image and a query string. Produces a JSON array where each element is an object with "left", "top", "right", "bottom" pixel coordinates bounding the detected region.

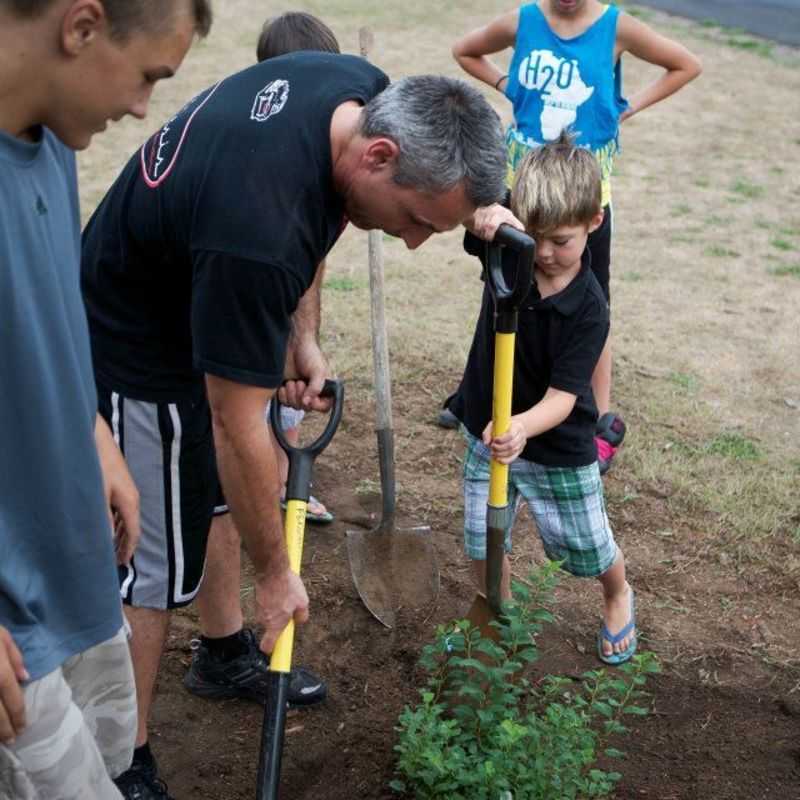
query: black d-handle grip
[
  {"left": 269, "top": 379, "right": 344, "bottom": 460},
  {"left": 485, "top": 224, "right": 536, "bottom": 313}
]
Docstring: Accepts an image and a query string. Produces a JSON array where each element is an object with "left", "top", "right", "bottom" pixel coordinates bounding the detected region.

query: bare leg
[
  {"left": 125, "top": 606, "right": 170, "bottom": 747},
  {"left": 195, "top": 513, "right": 243, "bottom": 638},
  {"left": 471, "top": 556, "right": 512, "bottom": 602},
  {"left": 196, "top": 426, "right": 327, "bottom": 641},
  {"left": 591, "top": 338, "right": 612, "bottom": 418},
  {"left": 597, "top": 550, "right": 634, "bottom": 657}
]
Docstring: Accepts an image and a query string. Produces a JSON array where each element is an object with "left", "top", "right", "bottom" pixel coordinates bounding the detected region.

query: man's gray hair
[{"left": 359, "top": 75, "right": 507, "bottom": 208}]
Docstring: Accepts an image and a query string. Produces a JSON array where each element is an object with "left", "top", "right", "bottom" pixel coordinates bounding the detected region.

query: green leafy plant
[{"left": 391, "top": 563, "right": 660, "bottom": 799}]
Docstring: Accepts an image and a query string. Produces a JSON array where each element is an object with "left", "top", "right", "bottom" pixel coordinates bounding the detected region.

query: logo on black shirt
[
  {"left": 251, "top": 80, "right": 289, "bottom": 123},
  {"left": 140, "top": 82, "right": 222, "bottom": 188}
]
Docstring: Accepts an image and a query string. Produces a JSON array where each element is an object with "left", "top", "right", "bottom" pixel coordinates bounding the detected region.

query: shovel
[
  {"left": 465, "top": 225, "right": 536, "bottom": 638},
  {"left": 256, "top": 379, "right": 344, "bottom": 800},
  {"left": 345, "top": 228, "right": 440, "bottom": 629}
]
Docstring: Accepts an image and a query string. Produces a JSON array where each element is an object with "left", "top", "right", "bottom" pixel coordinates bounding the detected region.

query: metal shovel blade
[
  {"left": 346, "top": 526, "right": 439, "bottom": 629},
  {"left": 465, "top": 592, "right": 502, "bottom": 643}
]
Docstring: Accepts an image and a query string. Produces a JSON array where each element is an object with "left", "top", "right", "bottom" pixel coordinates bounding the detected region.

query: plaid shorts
[{"left": 462, "top": 432, "right": 617, "bottom": 578}]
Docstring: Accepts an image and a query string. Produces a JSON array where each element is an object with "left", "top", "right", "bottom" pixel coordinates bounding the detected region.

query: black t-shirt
[
  {"left": 81, "top": 53, "right": 389, "bottom": 401},
  {"left": 449, "top": 236, "right": 609, "bottom": 467}
]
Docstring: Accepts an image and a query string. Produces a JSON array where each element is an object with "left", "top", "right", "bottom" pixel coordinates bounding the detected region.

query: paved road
[{"left": 633, "top": 0, "right": 800, "bottom": 47}]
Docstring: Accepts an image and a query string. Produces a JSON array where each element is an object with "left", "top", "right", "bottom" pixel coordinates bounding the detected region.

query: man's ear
[
  {"left": 362, "top": 137, "right": 399, "bottom": 173},
  {"left": 587, "top": 208, "right": 604, "bottom": 235},
  {"left": 61, "top": 0, "right": 106, "bottom": 57}
]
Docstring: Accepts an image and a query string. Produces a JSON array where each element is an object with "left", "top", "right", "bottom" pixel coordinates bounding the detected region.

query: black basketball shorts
[{"left": 97, "top": 381, "right": 217, "bottom": 610}]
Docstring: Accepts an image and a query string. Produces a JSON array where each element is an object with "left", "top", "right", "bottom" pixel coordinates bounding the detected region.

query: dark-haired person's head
[
  {"left": 256, "top": 11, "right": 339, "bottom": 62},
  {"left": 0, "top": 0, "right": 213, "bottom": 147}
]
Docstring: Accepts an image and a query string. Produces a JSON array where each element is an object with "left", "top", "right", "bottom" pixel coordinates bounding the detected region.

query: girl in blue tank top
[
  {"left": 506, "top": 3, "right": 627, "bottom": 207},
  {"left": 452, "top": 0, "right": 701, "bottom": 473}
]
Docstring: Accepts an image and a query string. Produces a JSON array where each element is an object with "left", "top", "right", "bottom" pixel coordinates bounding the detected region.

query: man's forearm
[
  {"left": 207, "top": 378, "right": 287, "bottom": 579},
  {"left": 291, "top": 259, "right": 326, "bottom": 344}
]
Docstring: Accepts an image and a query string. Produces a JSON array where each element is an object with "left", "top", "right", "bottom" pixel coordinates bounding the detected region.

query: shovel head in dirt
[
  {"left": 346, "top": 527, "right": 440, "bottom": 629},
  {"left": 347, "top": 427, "right": 439, "bottom": 629},
  {"left": 466, "top": 521, "right": 507, "bottom": 641}
]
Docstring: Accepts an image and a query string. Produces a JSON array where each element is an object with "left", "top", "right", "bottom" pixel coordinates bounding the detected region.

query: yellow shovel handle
[
  {"left": 269, "top": 499, "right": 307, "bottom": 674},
  {"left": 489, "top": 332, "right": 515, "bottom": 507}
]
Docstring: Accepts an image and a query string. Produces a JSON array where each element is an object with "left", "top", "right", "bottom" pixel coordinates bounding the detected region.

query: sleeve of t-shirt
[
  {"left": 191, "top": 249, "right": 305, "bottom": 388},
  {"left": 549, "top": 302, "right": 610, "bottom": 397}
]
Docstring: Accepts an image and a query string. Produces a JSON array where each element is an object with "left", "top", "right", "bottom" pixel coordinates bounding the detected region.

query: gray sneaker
[
  {"left": 437, "top": 407, "right": 459, "bottom": 429},
  {"left": 183, "top": 628, "right": 326, "bottom": 707}
]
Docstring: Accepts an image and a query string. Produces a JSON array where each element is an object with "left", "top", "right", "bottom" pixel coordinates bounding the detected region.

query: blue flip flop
[{"left": 597, "top": 589, "right": 637, "bottom": 666}]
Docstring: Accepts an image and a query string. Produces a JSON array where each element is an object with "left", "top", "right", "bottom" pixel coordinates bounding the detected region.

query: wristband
[{"left": 494, "top": 74, "right": 508, "bottom": 91}]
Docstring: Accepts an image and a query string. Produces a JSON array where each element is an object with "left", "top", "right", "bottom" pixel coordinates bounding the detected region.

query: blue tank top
[{"left": 505, "top": 2, "right": 628, "bottom": 199}]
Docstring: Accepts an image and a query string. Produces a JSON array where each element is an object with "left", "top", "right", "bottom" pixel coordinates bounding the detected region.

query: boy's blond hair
[{"left": 510, "top": 129, "right": 601, "bottom": 234}]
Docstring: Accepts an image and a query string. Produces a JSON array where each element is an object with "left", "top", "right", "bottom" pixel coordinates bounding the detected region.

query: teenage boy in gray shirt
[{"left": 0, "top": 2, "right": 210, "bottom": 798}]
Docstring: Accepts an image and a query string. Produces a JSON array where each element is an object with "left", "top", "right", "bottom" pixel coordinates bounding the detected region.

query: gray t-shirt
[{"left": 0, "top": 127, "right": 122, "bottom": 681}]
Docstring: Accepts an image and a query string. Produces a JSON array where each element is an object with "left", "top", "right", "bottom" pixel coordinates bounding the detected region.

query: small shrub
[
  {"left": 391, "top": 563, "right": 660, "bottom": 799},
  {"left": 770, "top": 238, "right": 795, "bottom": 252}
]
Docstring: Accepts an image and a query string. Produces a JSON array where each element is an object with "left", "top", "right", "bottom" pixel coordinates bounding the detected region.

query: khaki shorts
[{"left": 0, "top": 627, "right": 136, "bottom": 800}]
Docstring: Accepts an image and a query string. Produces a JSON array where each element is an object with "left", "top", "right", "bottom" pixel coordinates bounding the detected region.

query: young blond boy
[{"left": 450, "top": 130, "right": 635, "bottom": 664}]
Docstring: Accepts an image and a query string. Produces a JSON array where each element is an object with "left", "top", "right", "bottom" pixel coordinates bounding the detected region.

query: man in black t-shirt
[{"left": 82, "top": 51, "right": 507, "bottom": 794}]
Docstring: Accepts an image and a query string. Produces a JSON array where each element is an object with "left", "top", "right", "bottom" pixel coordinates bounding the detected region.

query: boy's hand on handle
[
  {"left": 0, "top": 625, "right": 28, "bottom": 744},
  {"left": 482, "top": 417, "right": 528, "bottom": 464},
  {"left": 254, "top": 569, "right": 310, "bottom": 654},
  {"left": 467, "top": 204, "right": 525, "bottom": 242}
]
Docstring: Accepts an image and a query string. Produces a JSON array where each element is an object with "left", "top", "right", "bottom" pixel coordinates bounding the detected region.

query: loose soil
[
  {"left": 75, "top": 1, "right": 800, "bottom": 797},
  {"left": 151, "top": 382, "right": 800, "bottom": 800}
]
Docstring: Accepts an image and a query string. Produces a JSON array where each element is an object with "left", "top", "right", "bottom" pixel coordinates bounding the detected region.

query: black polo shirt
[
  {"left": 81, "top": 52, "right": 389, "bottom": 402},
  {"left": 449, "top": 238, "right": 609, "bottom": 467}
]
